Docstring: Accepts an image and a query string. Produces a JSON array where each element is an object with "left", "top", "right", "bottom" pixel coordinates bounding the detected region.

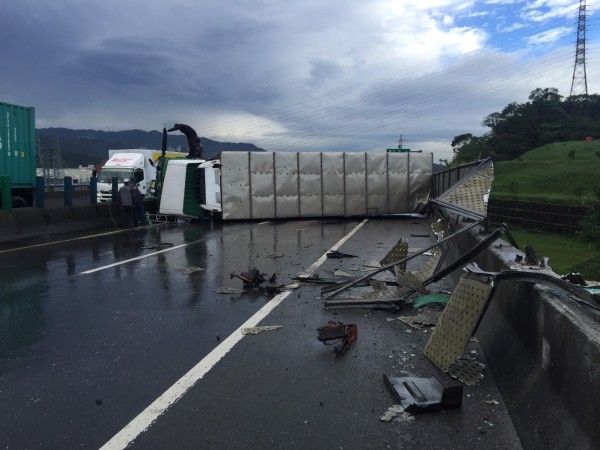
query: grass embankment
[
  {"left": 491, "top": 141, "right": 600, "bottom": 204},
  {"left": 508, "top": 228, "right": 597, "bottom": 278},
  {"left": 490, "top": 141, "right": 600, "bottom": 280}
]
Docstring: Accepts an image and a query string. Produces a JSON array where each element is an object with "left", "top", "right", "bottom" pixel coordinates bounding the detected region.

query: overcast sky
[{"left": 2, "top": 0, "right": 599, "bottom": 162}]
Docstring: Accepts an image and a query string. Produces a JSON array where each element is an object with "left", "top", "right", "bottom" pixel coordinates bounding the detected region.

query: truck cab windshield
[{"left": 97, "top": 170, "right": 133, "bottom": 183}]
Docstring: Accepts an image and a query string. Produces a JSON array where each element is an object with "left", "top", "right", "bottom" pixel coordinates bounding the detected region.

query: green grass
[
  {"left": 507, "top": 228, "right": 598, "bottom": 279},
  {"left": 491, "top": 141, "right": 600, "bottom": 205}
]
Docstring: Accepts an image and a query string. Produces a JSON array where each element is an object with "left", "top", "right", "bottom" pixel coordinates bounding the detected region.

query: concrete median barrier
[{"left": 0, "top": 203, "right": 122, "bottom": 244}]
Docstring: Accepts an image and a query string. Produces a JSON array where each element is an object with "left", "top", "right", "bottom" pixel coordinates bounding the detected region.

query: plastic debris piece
[
  {"left": 183, "top": 266, "right": 205, "bottom": 275},
  {"left": 241, "top": 325, "right": 282, "bottom": 335},
  {"left": 412, "top": 293, "right": 451, "bottom": 309},
  {"left": 484, "top": 399, "right": 500, "bottom": 405},
  {"left": 384, "top": 375, "right": 463, "bottom": 413},
  {"left": 379, "top": 405, "right": 405, "bottom": 422}
]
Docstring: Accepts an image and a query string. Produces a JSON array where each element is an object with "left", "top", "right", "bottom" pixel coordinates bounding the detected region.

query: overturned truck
[{"left": 158, "top": 151, "right": 433, "bottom": 220}]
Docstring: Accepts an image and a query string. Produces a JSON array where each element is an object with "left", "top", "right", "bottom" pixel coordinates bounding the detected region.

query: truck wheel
[{"left": 11, "top": 196, "right": 28, "bottom": 208}]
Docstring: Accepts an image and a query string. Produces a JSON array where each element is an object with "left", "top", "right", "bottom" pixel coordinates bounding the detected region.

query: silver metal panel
[
  {"left": 408, "top": 152, "right": 433, "bottom": 213},
  {"left": 298, "top": 153, "right": 322, "bottom": 217},
  {"left": 321, "top": 153, "right": 345, "bottom": 216},
  {"left": 220, "top": 151, "right": 433, "bottom": 220},
  {"left": 220, "top": 152, "right": 251, "bottom": 220},
  {"left": 249, "top": 152, "right": 276, "bottom": 219},
  {"left": 365, "top": 153, "right": 388, "bottom": 215},
  {"left": 386, "top": 154, "right": 409, "bottom": 212},
  {"left": 274, "top": 152, "right": 299, "bottom": 218},
  {"left": 344, "top": 153, "right": 367, "bottom": 215}
]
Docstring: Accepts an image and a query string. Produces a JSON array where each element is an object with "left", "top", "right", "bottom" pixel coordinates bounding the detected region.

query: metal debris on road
[
  {"left": 326, "top": 250, "right": 358, "bottom": 258},
  {"left": 383, "top": 375, "right": 463, "bottom": 413},
  {"left": 241, "top": 326, "right": 282, "bottom": 335},
  {"left": 397, "top": 309, "right": 442, "bottom": 329},
  {"left": 448, "top": 358, "right": 486, "bottom": 386},
  {"left": 230, "top": 269, "right": 277, "bottom": 287},
  {"left": 317, "top": 320, "right": 357, "bottom": 355}
]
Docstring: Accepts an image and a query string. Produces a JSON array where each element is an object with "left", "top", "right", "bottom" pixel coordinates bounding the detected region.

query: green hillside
[{"left": 491, "top": 141, "right": 600, "bottom": 205}]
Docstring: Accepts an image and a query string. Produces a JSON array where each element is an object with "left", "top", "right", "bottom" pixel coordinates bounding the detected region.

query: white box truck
[
  {"left": 96, "top": 149, "right": 186, "bottom": 203},
  {"left": 158, "top": 151, "right": 432, "bottom": 220}
]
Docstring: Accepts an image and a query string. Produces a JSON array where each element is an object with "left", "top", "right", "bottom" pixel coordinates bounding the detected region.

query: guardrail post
[
  {"left": 90, "top": 177, "right": 97, "bottom": 204},
  {"left": 111, "top": 177, "right": 119, "bottom": 202},
  {"left": 35, "top": 176, "right": 45, "bottom": 208},
  {"left": 64, "top": 176, "right": 73, "bottom": 207},
  {"left": 1, "top": 176, "right": 11, "bottom": 212}
]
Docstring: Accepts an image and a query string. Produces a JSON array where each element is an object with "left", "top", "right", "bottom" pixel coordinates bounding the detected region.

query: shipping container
[{"left": 0, "top": 102, "right": 36, "bottom": 207}]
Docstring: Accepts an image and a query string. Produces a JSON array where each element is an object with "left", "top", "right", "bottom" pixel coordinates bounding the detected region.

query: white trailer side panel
[
  {"left": 219, "top": 151, "right": 432, "bottom": 220},
  {"left": 298, "top": 153, "right": 322, "bottom": 217},
  {"left": 274, "top": 152, "right": 299, "bottom": 218},
  {"left": 321, "top": 153, "right": 345, "bottom": 216}
]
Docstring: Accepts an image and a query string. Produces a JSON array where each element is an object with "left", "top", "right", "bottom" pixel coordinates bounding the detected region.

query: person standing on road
[
  {"left": 131, "top": 182, "right": 145, "bottom": 226},
  {"left": 119, "top": 179, "right": 134, "bottom": 228}
]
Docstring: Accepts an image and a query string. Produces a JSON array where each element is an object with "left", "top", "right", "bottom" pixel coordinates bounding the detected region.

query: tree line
[{"left": 449, "top": 88, "right": 600, "bottom": 165}]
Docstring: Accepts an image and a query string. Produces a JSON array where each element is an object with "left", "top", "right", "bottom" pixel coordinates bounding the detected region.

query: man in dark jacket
[
  {"left": 167, "top": 123, "right": 204, "bottom": 159},
  {"left": 119, "top": 179, "right": 134, "bottom": 228},
  {"left": 131, "top": 182, "right": 145, "bottom": 226}
]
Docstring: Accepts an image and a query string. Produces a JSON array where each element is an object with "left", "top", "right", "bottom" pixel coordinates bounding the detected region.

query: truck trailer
[
  {"left": 158, "top": 151, "right": 433, "bottom": 220},
  {"left": 96, "top": 149, "right": 186, "bottom": 203},
  {"left": 0, "top": 102, "right": 36, "bottom": 208}
]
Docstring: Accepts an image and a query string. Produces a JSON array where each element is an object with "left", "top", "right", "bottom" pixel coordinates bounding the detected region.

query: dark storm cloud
[{"left": 1, "top": 0, "right": 598, "bottom": 161}]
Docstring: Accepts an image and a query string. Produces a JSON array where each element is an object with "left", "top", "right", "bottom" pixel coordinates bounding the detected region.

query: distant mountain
[{"left": 36, "top": 128, "right": 265, "bottom": 167}]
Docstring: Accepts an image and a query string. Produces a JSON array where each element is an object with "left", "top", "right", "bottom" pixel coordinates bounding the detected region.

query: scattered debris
[
  {"left": 484, "top": 399, "right": 500, "bottom": 405},
  {"left": 397, "top": 309, "right": 442, "bottom": 329},
  {"left": 423, "top": 273, "right": 493, "bottom": 372},
  {"left": 241, "top": 325, "right": 282, "bottom": 335},
  {"left": 379, "top": 404, "right": 405, "bottom": 422},
  {"left": 215, "top": 287, "right": 243, "bottom": 295},
  {"left": 561, "top": 273, "right": 587, "bottom": 286},
  {"left": 334, "top": 270, "right": 353, "bottom": 277},
  {"left": 363, "top": 261, "right": 382, "bottom": 268},
  {"left": 317, "top": 320, "right": 357, "bottom": 355},
  {"left": 230, "top": 269, "right": 277, "bottom": 287},
  {"left": 411, "top": 234, "right": 431, "bottom": 238},
  {"left": 284, "top": 283, "right": 301, "bottom": 290},
  {"left": 448, "top": 358, "right": 486, "bottom": 386},
  {"left": 183, "top": 266, "right": 205, "bottom": 275},
  {"left": 327, "top": 250, "right": 358, "bottom": 258},
  {"left": 265, "top": 253, "right": 284, "bottom": 259},
  {"left": 383, "top": 375, "right": 463, "bottom": 413},
  {"left": 411, "top": 293, "right": 450, "bottom": 309}
]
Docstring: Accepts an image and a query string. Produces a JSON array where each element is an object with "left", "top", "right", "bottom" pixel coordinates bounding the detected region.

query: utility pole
[{"left": 570, "top": 0, "right": 588, "bottom": 97}]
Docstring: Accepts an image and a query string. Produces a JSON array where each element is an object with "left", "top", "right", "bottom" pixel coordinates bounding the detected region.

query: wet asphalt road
[{"left": 0, "top": 218, "right": 522, "bottom": 449}]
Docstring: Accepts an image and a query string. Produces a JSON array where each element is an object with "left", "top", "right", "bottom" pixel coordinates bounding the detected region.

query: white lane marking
[
  {"left": 79, "top": 243, "right": 189, "bottom": 275},
  {"left": 100, "top": 219, "right": 368, "bottom": 450}
]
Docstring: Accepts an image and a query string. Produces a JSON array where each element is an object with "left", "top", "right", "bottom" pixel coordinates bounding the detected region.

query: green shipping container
[{"left": 0, "top": 102, "right": 36, "bottom": 187}]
